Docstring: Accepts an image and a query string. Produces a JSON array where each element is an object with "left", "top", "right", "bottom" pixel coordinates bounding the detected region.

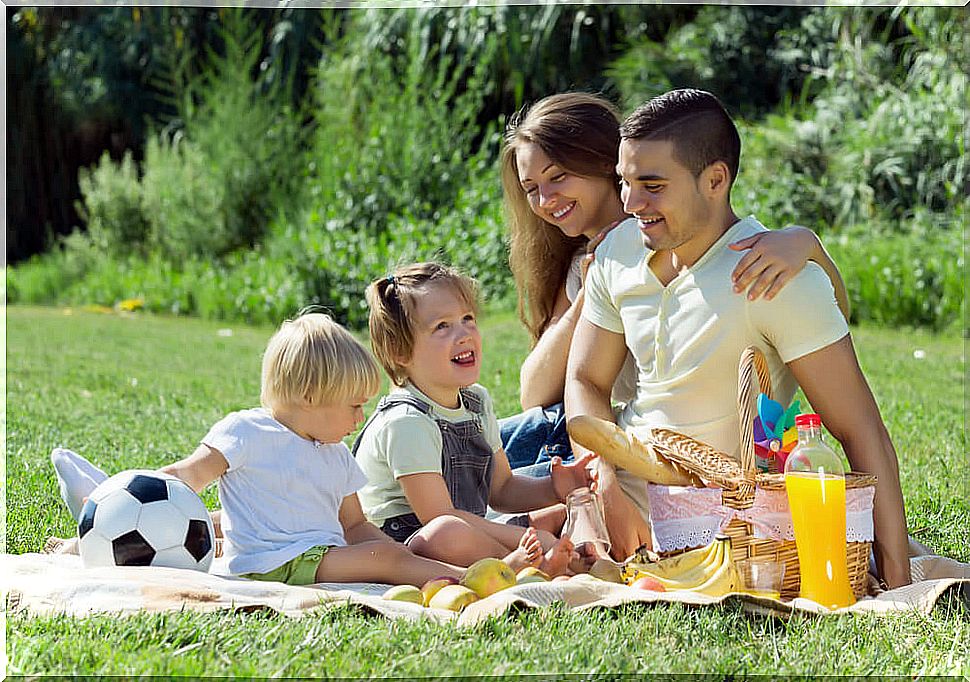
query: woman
[{"left": 498, "top": 93, "right": 850, "bottom": 472}]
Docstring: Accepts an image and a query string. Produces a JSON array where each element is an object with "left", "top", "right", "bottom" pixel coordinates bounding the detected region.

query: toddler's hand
[{"left": 550, "top": 452, "right": 598, "bottom": 502}]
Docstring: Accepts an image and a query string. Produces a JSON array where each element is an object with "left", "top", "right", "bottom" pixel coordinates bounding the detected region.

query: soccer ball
[{"left": 78, "top": 470, "right": 215, "bottom": 572}]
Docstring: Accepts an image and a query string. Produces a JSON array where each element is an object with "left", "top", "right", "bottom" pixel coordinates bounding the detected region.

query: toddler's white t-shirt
[{"left": 202, "top": 408, "right": 367, "bottom": 576}]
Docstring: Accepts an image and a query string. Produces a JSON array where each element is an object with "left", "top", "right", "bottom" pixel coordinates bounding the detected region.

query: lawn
[{"left": 6, "top": 305, "right": 969, "bottom": 676}]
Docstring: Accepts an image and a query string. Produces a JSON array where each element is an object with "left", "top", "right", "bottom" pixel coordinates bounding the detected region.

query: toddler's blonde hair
[
  {"left": 260, "top": 311, "right": 380, "bottom": 409},
  {"left": 366, "top": 262, "right": 480, "bottom": 386}
]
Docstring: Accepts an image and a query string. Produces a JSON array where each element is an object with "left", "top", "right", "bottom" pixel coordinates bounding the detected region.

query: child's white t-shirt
[{"left": 202, "top": 407, "right": 368, "bottom": 576}]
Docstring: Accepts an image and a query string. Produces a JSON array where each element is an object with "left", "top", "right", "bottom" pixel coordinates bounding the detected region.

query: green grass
[{"left": 6, "top": 305, "right": 969, "bottom": 676}]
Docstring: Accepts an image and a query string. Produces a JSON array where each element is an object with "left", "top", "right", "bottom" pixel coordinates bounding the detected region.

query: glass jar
[{"left": 562, "top": 487, "right": 611, "bottom": 561}]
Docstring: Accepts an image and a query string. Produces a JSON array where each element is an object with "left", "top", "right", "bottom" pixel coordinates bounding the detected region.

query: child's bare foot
[
  {"left": 539, "top": 536, "right": 575, "bottom": 577},
  {"left": 503, "top": 526, "right": 543, "bottom": 572}
]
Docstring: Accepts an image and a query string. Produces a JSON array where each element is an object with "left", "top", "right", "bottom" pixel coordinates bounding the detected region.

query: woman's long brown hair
[{"left": 501, "top": 92, "right": 622, "bottom": 344}]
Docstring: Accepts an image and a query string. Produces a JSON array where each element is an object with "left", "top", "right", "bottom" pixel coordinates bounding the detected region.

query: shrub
[
  {"left": 826, "top": 214, "right": 964, "bottom": 332},
  {"left": 159, "top": 11, "right": 305, "bottom": 257},
  {"left": 271, "top": 160, "right": 509, "bottom": 329},
  {"left": 76, "top": 151, "right": 151, "bottom": 256},
  {"left": 732, "top": 8, "right": 966, "bottom": 230},
  {"left": 70, "top": 8, "right": 305, "bottom": 264},
  {"left": 7, "top": 231, "right": 103, "bottom": 305},
  {"left": 138, "top": 133, "right": 227, "bottom": 260},
  {"left": 304, "top": 15, "right": 496, "bottom": 235},
  {"left": 605, "top": 6, "right": 811, "bottom": 116}
]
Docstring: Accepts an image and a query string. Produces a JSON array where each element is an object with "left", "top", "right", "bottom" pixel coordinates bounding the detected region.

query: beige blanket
[{"left": 3, "top": 552, "right": 966, "bottom": 625}]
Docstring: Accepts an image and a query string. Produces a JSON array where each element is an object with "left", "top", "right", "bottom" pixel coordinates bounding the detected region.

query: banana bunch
[{"left": 622, "top": 534, "right": 740, "bottom": 598}]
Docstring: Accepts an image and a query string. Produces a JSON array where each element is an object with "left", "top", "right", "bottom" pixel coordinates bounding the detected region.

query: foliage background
[
  {"left": 6, "top": 5, "right": 966, "bottom": 332},
  {"left": 6, "top": 9, "right": 967, "bottom": 676}
]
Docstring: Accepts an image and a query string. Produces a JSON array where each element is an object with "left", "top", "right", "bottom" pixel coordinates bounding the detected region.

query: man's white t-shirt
[
  {"left": 583, "top": 215, "right": 849, "bottom": 459},
  {"left": 202, "top": 408, "right": 368, "bottom": 575},
  {"left": 354, "top": 382, "right": 502, "bottom": 524}
]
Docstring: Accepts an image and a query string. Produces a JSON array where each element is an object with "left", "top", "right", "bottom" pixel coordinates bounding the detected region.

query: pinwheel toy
[{"left": 752, "top": 394, "right": 800, "bottom": 472}]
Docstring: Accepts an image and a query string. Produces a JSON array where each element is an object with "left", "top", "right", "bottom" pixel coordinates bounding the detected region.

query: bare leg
[
  {"left": 527, "top": 504, "right": 566, "bottom": 536},
  {"left": 314, "top": 541, "right": 462, "bottom": 585},
  {"left": 408, "top": 515, "right": 520, "bottom": 567},
  {"left": 594, "top": 458, "right": 652, "bottom": 560},
  {"left": 409, "top": 514, "right": 556, "bottom": 571}
]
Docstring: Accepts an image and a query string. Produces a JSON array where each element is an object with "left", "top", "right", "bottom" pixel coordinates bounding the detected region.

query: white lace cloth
[{"left": 647, "top": 484, "right": 875, "bottom": 553}]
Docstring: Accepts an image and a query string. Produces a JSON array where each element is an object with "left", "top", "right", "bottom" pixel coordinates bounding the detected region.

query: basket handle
[{"left": 737, "top": 346, "right": 774, "bottom": 475}]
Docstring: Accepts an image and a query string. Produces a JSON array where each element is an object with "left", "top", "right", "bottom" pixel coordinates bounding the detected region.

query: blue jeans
[{"left": 499, "top": 402, "right": 573, "bottom": 478}]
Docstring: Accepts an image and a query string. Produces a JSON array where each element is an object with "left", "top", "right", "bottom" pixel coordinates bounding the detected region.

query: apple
[
  {"left": 420, "top": 576, "right": 459, "bottom": 606},
  {"left": 460, "top": 558, "right": 517, "bottom": 598},
  {"left": 516, "top": 566, "right": 551, "bottom": 584},
  {"left": 427, "top": 584, "right": 480, "bottom": 612},
  {"left": 515, "top": 566, "right": 552, "bottom": 585},
  {"left": 382, "top": 584, "right": 425, "bottom": 604},
  {"left": 631, "top": 576, "right": 667, "bottom": 592}
]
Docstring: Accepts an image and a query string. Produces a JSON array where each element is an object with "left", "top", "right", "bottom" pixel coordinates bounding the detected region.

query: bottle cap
[{"left": 794, "top": 413, "right": 821, "bottom": 428}]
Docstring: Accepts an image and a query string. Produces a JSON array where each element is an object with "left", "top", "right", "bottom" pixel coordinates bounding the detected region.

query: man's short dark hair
[{"left": 619, "top": 89, "right": 741, "bottom": 185}]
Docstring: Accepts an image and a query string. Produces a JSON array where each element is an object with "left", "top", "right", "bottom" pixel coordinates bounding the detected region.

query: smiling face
[
  {"left": 617, "top": 137, "right": 724, "bottom": 263},
  {"left": 400, "top": 282, "right": 482, "bottom": 408},
  {"left": 515, "top": 142, "right": 621, "bottom": 241}
]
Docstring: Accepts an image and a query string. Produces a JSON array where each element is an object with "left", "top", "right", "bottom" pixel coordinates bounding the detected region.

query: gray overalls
[{"left": 352, "top": 388, "right": 506, "bottom": 543}]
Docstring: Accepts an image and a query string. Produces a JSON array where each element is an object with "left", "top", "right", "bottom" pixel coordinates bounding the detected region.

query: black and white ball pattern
[{"left": 78, "top": 470, "right": 215, "bottom": 572}]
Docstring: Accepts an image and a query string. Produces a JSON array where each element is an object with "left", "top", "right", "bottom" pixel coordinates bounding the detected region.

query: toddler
[
  {"left": 354, "top": 262, "right": 594, "bottom": 576},
  {"left": 52, "top": 312, "right": 463, "bottom": 586}
]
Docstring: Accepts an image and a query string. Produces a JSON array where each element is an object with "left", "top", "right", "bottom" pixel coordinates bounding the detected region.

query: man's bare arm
[
  {"left": 563, "top": 317, "right": 628, "bottom": 454},
  {"left": 788, "top": 334, "right": 911, "bottom": 588},
  {"left": 563, "top": 317, "right": 651, "bottom": 559}
]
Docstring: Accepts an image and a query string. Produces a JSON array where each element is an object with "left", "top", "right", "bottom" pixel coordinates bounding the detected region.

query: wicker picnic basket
[{"left": 643, "top": 346, "right": 876, "bottom": 600}]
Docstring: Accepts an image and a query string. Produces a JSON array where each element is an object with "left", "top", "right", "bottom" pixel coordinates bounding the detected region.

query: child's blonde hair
[
  {"left": 260, "top": 311, "right": 381, "bottom": 409},
  {"left": 366, "top": 262, "right": 480, "bottom": 386}
]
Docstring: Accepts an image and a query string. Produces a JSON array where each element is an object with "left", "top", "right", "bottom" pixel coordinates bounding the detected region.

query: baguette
[{"left": 567, "top": 415, "right": 703, "bottom": 487}]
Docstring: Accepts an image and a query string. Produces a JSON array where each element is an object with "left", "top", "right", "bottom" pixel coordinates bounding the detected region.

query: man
[{"left": 564, "top": 88, "right": 911, "bottom": 588}]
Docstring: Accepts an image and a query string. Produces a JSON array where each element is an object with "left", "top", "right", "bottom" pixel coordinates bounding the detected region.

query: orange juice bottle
[{"left": 784, "top": 413, "right": 856, "bottom": 609}]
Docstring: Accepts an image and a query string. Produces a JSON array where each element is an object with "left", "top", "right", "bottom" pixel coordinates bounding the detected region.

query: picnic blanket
[{"left": 3, "top": 552, "right": 967, "bottom": 625}]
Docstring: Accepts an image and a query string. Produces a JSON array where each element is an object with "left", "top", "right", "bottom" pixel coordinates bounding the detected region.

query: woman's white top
[{"left": 566, "top": 248, "right": 638, "bottom": 405}]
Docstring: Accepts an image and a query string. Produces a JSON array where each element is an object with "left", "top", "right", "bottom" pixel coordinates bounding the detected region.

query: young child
[
  {"left": 354, "top": 262, "right": 595, "bottom": 576},
  {"left": 51, "top": 312, "right": 464, "bottom": 587}
]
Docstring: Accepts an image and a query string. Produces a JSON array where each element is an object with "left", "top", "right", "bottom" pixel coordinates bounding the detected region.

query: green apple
[{"left": 381, "top": 584, "right": 424, "bottom": 605}]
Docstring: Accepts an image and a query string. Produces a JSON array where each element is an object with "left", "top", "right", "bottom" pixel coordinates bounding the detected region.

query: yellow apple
[
  {"left": 460, "top": 557, "right": 517, "bottom": 598},
  {"left": 515, "top": 566, "right": 551, "bottom": 584},
  {"left": 427, "top": 584, "right": 480, "bottom": 612},
  {"left": 420, "top": 576, "right": 459, "bottom": 606}
]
